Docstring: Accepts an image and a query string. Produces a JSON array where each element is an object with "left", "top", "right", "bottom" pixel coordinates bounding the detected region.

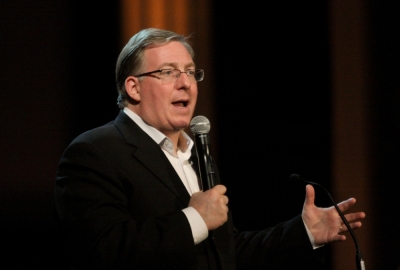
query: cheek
[
  {"left": 192, "top": 88, "right": 198, "bottom": 97},
  {"left": 143, "top": 88, "right": 167, "bottom": 106},
  {"left": 191, "top": 90, "right": 198, "bottom": 106}
]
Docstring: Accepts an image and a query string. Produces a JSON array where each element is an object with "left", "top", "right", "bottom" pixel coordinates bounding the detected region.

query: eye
[
  {"left": 186, "top": 70, "right": 196, "bottom": 76},
  {"left": 161, "top": 69, "right": 174, "bottom": 76}
]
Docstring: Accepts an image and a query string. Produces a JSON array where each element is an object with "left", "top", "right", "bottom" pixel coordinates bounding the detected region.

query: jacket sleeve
[
  {"left": 234, "top": 215, "right": 327, "bottom": 270},
  {"left": 54, "top": 140, "right": 196, "bottom": 269}
]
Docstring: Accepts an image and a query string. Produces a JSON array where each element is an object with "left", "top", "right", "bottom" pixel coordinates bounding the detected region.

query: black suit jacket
[{"left": 54, "top": 111, "right": 326, "bottom": 270}]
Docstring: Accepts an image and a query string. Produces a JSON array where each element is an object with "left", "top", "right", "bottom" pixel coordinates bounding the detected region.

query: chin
[{"left": 172, "top": 120, "right": 190, "bottom": 130}]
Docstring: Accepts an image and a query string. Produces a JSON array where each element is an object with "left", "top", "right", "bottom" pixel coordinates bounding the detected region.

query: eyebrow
[{"left": 160, "top": 62, "right": 196, "bottom": 69}]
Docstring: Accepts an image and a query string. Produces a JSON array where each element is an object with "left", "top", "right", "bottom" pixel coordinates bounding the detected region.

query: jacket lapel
[{"left": 114, "top": 111, "right": 191, "bottom": 205}]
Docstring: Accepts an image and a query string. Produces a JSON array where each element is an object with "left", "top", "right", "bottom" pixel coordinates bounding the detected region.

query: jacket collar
[{"left": 114, "top": 110, "right": 191, "bottom": 204}]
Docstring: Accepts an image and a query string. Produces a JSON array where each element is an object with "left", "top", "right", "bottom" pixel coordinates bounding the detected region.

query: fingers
[
  {"left": 347, "top": 221, "right": 363, "bottom": 231},
  {"left": 211, "top": 184, "right": 229, "bottom": 204},
  {"left": 303, "top": 185, "right": 366, "bottom": 245},
  {"left": 339, "top": 220, "right": 364, "bottom": 233},
  {"left": 333, "top": 196, "right": 365, "bottom": 232},
  {"left": 211, "top": 184, "right": 227, "bottom": 194},
  {"left": 339, "top": 211, "right": 366, "bottom": 233},
  {"left": 334, "top": 225, "right": 347, "bottom": 242},
  {"left": 344, "top": 211, "right": 366, "bottom": 223},
  {"left": 336, "top": 211, "right": 365, "bottom": 238},
  {"left": 189, "top": 185, "right": 229, "bottom": 230},
  {"left": 336, "top": 197, "right": 356, "bottom": 212},
  {"left": 334, "top": 234, "right": 347, "bottom": 242},
  {"left": 304, "top": 184, "right": 315, "bottom": 206}
]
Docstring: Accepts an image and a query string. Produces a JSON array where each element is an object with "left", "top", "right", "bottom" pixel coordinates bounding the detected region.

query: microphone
[
  {"left": 190, "top": 115, "right": 218, "bottom": 190},
  {"left": 290, "top": 174, "right": 365, "bottom": 270}
]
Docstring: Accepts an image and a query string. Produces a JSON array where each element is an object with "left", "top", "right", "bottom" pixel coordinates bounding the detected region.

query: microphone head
[
  {"left": 290, "top": 174, "right": 301, "bottom": 181},
  {"left": 291, "top": 174, "right": 318, "bottom": 187},
  {"left": 190, "top": 115, "right": 210, "bottom": 135}
]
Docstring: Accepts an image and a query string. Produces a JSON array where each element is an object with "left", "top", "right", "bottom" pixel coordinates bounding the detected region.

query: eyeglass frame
[{"left": 133, "top": 69, "right": 204, "bottom": 84}]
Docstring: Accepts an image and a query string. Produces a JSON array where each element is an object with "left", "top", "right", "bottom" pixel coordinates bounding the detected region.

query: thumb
[
  {"left": 211, "top": 184, "right": 227, "bottom": 195},
  {"left": 304, "top": 184, "right": 315, "bottom": 207}
]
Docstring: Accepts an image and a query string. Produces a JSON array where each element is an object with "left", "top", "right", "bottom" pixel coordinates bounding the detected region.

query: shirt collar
[{"left": 123, "top": 107, "right": 194, "bottom": 155}]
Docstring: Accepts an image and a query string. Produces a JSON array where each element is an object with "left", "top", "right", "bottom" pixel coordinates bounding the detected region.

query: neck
[{"left": 166, "top": 131, "right": 180, "bottom": 151}]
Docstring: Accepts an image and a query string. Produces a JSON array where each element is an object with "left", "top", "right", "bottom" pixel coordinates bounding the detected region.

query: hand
[
  {"left": 301, "top": 184, "right": 366, "bottom": 246},
  {"left": 189, "top": 184, "right": 229, "bottom": 230}
]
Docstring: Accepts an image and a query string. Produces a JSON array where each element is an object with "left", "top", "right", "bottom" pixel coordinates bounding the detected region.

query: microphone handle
[
  {"left": 305, "top": 179, "right": 365, "bottom": 270},
  {"left": 194, "top": 134, "right": 218, "bottom": 190}
]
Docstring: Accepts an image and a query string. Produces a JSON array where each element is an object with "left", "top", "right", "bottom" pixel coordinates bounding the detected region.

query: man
[{"left": 54, "top": 28, "right": 365, "bottom": 269}]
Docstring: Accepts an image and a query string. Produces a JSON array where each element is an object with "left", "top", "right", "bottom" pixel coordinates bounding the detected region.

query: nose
[{"left": 175, "top": 71, "right": 192, "bottom": 89}]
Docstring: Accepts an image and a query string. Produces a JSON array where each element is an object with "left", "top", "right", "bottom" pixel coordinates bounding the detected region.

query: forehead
[{"left": 144, "top": 41, "right": 194, "bottom": 68}]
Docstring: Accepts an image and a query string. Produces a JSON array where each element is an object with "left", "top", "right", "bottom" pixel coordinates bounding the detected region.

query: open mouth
[{"left": 172, "top": 101, "right": 188, "bottom": 107}]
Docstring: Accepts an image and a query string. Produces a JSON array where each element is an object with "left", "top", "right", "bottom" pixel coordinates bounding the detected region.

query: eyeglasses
[{"left": 134, "top": 69, "right": 204, "bottom": 85}]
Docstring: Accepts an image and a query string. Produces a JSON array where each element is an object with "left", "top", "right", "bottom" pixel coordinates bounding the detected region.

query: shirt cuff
[
  {"left": 302, "top": 218, "right": 324, "bottom": 249},
  {"left": 182, "top": 206, "right": 208, "bottom": 244}
]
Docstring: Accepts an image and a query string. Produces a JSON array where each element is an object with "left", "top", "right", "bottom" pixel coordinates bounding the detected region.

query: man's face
[{"left": 134, "top": 41, "right": 198, "bottom": 136}]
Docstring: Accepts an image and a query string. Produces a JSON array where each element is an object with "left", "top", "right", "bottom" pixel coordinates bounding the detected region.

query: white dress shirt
[{"left": 123, "top": 108, "right": 208, "bottom": 244}]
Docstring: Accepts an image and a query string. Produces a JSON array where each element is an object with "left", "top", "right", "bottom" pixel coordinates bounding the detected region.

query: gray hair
[{"left": 115, "top": 28, "right": 195, "bottom": 109}]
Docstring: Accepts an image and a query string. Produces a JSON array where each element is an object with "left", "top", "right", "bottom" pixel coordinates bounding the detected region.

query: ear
[{"left": 125, "top": 76, "right": 141, "bottom": 102}]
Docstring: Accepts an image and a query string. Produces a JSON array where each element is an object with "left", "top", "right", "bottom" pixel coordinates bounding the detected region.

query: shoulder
[
  {"left": 59, "top": 120, "right": 131, "bottom": 167},
  {"left": 72, "top": 121, "right": 118, "bottom": 145}
]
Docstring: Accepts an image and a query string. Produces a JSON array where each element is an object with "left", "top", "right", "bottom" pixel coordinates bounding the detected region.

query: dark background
[
  {"left": 1, "top": 1, "right": 399, "bottom": 269},
  {"left": 213, "top": 1, "right": 332, "bottom": 229}
]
